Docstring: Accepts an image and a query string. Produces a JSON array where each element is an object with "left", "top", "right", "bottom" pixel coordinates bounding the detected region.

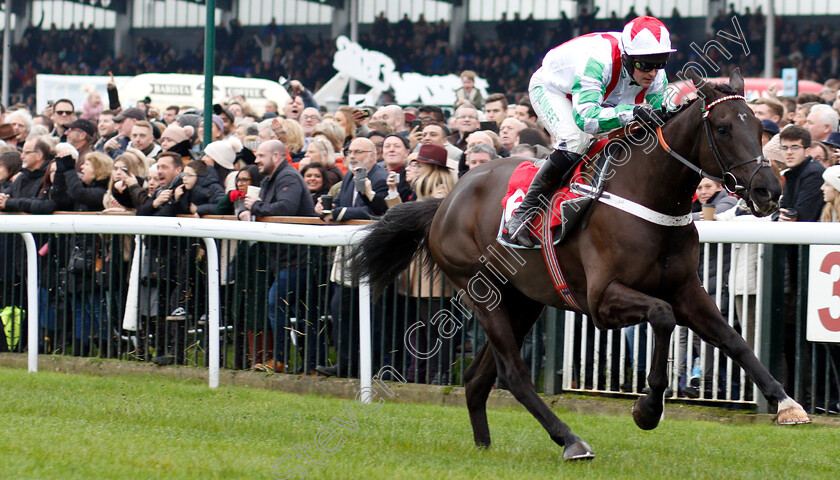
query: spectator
[
  {"left": 0, "top": 151, "right": 23, "bottom": 194},
  {"left": 300, "top": 162, "right": 330, "bottom": 204},
  {"left": 499, "top": 117, "right": 525, "bottom": 152},
  {"left": 300, "top": 137, "right": 341, "bottom": 187},
  {"left": 779, "top": 125, "right": 825, "bottom": 222},
  {"left": 466, "top": 143, "right": 498, "bottom": 169},
  {"left": 334, "top": 107, "right": 357, "bottom": 151},
  {"left": 51, "top": 98, "right": 77, "bottom": 140},
  {"left": 278, "top": 118, "right": 306, "bottom": 162},
  {"left": 56, "top": 151, "right": 113, "bottom": 356},
  {"left": 810, "top": 142, "right": 832, "bottom": 168},
  {"left": 64, "top": 119, "right": 97, "bottom": 170},
  {"left": 6, "top": 110, "right": 32, "bottom": 150},
  {"left": 793, "top": 103, "right": 815, "bottom": 127},
  {"left": 510, "top": 143, "right": 537, "bottom": 157},
  {"left": 0, "top": 136, "right": 58, "bottom": 214},
  {"left": 128, "top": 121, "right": 161, "bottom": 159},
  {"left": 372, "top": 105, "right": 406, "bottom": 135},
  {"left": 454, "top": 70, "right": 483, "bottom": 110},
  {"left": 804, "top": 104, "right": 839, "bottom": 143},
  {"left": 299, "top": 107, "right": 321, "bottom": 139},
  {"left": 380, "top": 134, "right": 412, "bottom": 202},
  {"left": 104, "top": 152, "right": 148, "bottom": 212},
  {"left": 240, "top": 139, "right": 319, "bottom": 373},
  {"left": 761, "top": 120, "right": 780, "bottom": 146},
  {"left": 421, "top": 123, "right": 460, "bottom": 179},
  {"left": 160, "top": 123, "right": 195, "bottom": 161},
  {"left": 202, "top": 137, "right": 242, "bottom": 191},
  {"left": 80, "top": 90, "right": 104, "bottom": 121},
  {"left": 484, "top": 93, "right": 509, "bottom": 126},
  {"left": 263, "top": 100, "right": 279, "bottom": 119},
  {"left": 821, "top": 165, "right": 840, "bottom": 221},
  {"left": 163, "top": 106, "right": 180, "bottom": 125},
  {"left": 215, "top": 165, "right": 262, "bottom": 216},
  {"left": 823, "top": 132, "right": 840, "bottom": 165},
  {"left": 104, "top": 107, "right": 145, "bottom": 159},
  {"left": 93, "top": 110, "right": 118, "bottom": 153},
  {"left": 448, "top": 104, "right": 479, "bottom": 151},
  {"left": 750, "top": 97, "right": 785, "bottom": 125},
  {"left": 174, "top": 159, "right": 225, "bottom": 217},
  {"left": 514, "top": 99, "right": 538, "bottom": 123},
  {"left": 313, "top": 137, "right": 388, "bottom": 378}
]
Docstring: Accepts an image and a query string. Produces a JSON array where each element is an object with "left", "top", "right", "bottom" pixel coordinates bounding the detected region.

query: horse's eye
[{"left": 716, "top": 125, "right": 728, "bottom": 135}]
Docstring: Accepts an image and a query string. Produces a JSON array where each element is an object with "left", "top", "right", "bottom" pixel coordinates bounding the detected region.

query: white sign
[
  {"left": 781, "top": 68, "right": 798, "bottom": 98},
  {"left": 807, "top": 245, "right": 840, "bottom": 343},
  {"left": 332, "top": 35, "right": 489, "bottom": 106}
]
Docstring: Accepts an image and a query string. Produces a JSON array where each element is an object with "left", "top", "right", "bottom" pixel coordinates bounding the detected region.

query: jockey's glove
[{"left": 632, "top": 105, "right": 667, "bottom": 125}]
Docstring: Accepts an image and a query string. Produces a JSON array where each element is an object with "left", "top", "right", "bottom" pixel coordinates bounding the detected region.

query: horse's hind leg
[
  {"left": 595, "top": 282, "right": 676, "bottom": 430},
  {"left": 464, "top": 342, "right": 496, "bottom": 448},
  {"left": 672, "top": 283, "right": 811, "bottom": 425},
  {"left": 464, "top": 297, "right": 542, "bottom": 449},
  {"left": 475, "top": 299, "right": 594, "bottom": 460}
]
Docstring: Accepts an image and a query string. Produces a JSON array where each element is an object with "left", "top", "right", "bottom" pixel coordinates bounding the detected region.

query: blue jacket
[{"left": 332, "top": 163, "right": 389, "bottom": 221}]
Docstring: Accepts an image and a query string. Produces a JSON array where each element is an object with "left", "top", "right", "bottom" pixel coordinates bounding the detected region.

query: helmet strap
[{"left": 621, "top": 55, "right": 639, "bottom": 85}]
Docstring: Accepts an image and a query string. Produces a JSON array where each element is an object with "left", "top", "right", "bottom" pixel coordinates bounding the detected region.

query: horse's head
[{"left": 684, "top": 69, "right": 782, "bottom": 217}]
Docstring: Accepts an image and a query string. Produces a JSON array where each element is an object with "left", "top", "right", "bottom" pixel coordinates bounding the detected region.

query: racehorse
[{"left": 354, "top": 69, "right": 811, "bottom": 461}]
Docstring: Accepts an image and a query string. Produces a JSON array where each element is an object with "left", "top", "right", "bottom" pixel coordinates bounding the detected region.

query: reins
[{"left": 655, "top": 94, "right": 770, "bottom": 196}]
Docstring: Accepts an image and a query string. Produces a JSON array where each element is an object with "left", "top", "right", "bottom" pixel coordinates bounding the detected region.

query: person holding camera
[{"left": 313, "top": 137, "right": 388, "bottom": 378}]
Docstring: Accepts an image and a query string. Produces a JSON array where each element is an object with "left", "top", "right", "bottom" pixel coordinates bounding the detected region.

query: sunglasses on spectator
[
  {"left": 632, "top": 60, "right": 667, "bottom": 72},
  {"left": 55, "top": 110, "right": 74, "bottom": 116}
]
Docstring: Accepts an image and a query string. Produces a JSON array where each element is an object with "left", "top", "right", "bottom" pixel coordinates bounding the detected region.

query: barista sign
[{"left": 332, "top": 35, "right": 489, "bottom": 105}]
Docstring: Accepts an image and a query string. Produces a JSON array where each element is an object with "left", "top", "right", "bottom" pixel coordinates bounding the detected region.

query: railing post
[
  {"left": 359, "top": 277, "right": 372, "bottom": 403},
  {"left": 758, "top": 243, "right": 785, "bottom": 413},
  {"left": 203, "top": 238, "right": 220, "bottom": 389},
  {"left": 543, "top": 307, "right": 562, "bottom": 395},
  {"left": 20, "top": 233, "right": 38, "bottom": 373}
]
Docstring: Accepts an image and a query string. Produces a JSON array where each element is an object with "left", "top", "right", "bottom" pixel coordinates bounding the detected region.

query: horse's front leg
[
  {"left": 593, "top": 282, "right": 675, "bottom": 430},
  {"left": 672, "top": 282, "right": 811, "bottom": 425}
]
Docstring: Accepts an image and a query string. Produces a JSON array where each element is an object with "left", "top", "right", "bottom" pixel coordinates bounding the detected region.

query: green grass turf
[{"left": 1, "top": 366, "right": 838, "bottom": 480}]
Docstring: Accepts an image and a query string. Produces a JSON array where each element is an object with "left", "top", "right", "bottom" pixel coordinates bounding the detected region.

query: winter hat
[
  {"left": 823, "top": 165, "right": 840, "bottom": 192},
  {"left": 162, "top": 124, "right": 193, "bottom": 144},
  {"left": 203, "top": 137, "right": 243, "bottom": 170},
  {"left": 211, "top": 114, "right": 224, "bottom": 133}
]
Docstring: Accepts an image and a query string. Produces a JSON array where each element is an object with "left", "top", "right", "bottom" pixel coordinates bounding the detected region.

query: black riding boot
[{"left": 505, "top": 149, "right": 582, "bottom": 247}]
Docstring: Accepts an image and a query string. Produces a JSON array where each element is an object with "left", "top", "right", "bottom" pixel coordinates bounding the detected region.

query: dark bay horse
[{"left": 354, "top": 70, "right": 811, "bottom": 461}]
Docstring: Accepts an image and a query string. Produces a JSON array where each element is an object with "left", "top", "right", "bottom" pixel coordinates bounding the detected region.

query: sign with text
[
  {"left": 807, "top": 245, "right": 840, "bottom": 343},
  {"left": 332, "top": 35, "right": 489, "bottom": 106}
]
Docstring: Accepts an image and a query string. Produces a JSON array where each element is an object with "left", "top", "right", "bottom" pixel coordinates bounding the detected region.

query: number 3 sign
[{"left": 807, "top": 246, "right": 840, "bottom": 342}]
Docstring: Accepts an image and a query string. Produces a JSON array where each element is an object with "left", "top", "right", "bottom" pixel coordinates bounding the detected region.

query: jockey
[{"left": 505, "top": 15, "right": 675, "bottom": 247}]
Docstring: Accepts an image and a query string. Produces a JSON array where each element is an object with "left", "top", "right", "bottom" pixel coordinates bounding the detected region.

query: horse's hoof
[
  {"left": 776, "top": 397, "right": 812, "bottom": 425},
  {"left": 475, "top": 440, "right": 491, "bottom": 450},
  {"left": 563, "top": 440, "right": 595, "bottom": 461},
  {"left": 632, "top": 396, "right": 663, "bottom": 431}
]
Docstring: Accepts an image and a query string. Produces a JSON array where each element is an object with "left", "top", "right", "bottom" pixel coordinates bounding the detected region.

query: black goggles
[{"left": 632, "top": 59, "right": 667, "bottom": 72}]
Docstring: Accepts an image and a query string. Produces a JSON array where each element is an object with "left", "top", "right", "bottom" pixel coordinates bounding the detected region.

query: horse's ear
[
  {"left": 729, "top": 68, "right": 745, "bottom": 96},
  {"left": 685, "top": 68, "right": 711, "bottom": 98}
]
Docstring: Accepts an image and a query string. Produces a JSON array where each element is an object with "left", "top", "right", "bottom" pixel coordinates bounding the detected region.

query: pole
[
  {"left": 348, "top": 0, "right": 358, "bottom": 96},
  {"left": 358, "top": 277, "right": 372, "bottom": 403},
  {"left": 2, "top": 4, "right": 12, "bottom": 107},
  {"left": 764, "top": 0, "right": 775, "bottom": 79},
  {"left": 203, "top": 238, "right": 220, "bottom": 389},
  {"left": 203, "top": 0, "right": 216, "bottom": 148}
]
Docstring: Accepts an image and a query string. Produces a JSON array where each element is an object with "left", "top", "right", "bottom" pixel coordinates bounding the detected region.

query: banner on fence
[{"left": 807, "top": 245, "right": 840, "bottom": 342}]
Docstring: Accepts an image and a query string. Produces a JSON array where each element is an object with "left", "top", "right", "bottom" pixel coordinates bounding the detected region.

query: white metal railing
[
  {"left": 563, "top": 221, "right": 840, "bottom": 402},
  {"left": 4, "top": 216, "right": 840, "bottom": 402},
  {"left": 0, "top": 216, "right": 368, "bottom": 391}
]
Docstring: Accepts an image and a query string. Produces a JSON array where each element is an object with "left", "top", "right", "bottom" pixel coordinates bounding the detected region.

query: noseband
[{"left": 655, "top": 94, "right": 770, "bottom": 196}]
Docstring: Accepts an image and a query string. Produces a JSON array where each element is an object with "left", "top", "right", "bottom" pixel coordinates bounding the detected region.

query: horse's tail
[{"left": 352, "top": 198, "right": 444, "bottom": 297}]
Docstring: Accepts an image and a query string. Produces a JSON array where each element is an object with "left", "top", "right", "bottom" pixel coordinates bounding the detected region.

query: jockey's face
[{"left": 632, "top": 67, "right": 658, "bottom": 88}]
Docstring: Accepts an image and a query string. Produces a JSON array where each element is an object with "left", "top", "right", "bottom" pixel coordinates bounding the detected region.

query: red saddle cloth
[{"left": 502, "top": 139, "right": 609, "bottom": 231}]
